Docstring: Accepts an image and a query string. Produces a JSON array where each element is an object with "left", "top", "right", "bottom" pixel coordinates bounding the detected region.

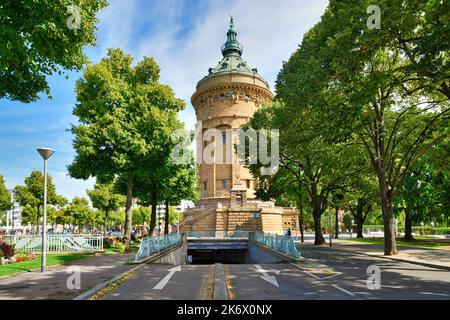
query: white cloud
[{"left": 59, "top": 0, "right": 329, "bottom": 199}]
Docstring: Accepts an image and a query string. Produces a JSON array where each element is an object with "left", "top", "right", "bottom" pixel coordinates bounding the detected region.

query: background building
[{"left": 1, "top": 189, "right": 23, "bottom": 233}]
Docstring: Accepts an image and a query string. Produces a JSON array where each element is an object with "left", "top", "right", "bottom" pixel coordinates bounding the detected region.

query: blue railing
[
  {"left": 254, "top": 231, "right": 301, "bottom": 259},
  {"left": 135, "top": 233, "right": 182, "bottom": 261}
]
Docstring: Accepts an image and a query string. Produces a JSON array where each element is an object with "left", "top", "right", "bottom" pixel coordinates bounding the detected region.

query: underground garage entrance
[
  {"left": 188, "top": 249, "right": 247, "bottom": 264},
  {"left": 187, "top": 238, "right": 249, "bottom": 265}
]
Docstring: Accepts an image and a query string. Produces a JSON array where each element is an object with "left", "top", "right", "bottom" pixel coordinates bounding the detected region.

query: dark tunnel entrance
[{"left": 187, "top": 249, "right": 247, "bottom": 265}]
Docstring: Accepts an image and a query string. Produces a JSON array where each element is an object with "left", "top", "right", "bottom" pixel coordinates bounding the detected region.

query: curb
[
  {"left": 213, "top": 263, "right": 228, "bottom": 300},
  {"left": 73, "top": 244, "right": 185, "bottom": 300}
]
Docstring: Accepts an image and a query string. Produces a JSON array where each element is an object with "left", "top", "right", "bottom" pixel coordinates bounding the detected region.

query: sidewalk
[
  {"left": 326, "top": 240, "right": 450, "bottom": 270},
  {"left": 0, "top": 253, "right": 135, "bottom": 300}
]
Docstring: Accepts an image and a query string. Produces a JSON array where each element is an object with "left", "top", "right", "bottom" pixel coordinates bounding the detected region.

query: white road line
[
  {"left": 332, "top": 284, "right": 355, "bottom": 296},
  {"left": 319, "top": 273, "right": 342, "bottom": 280},
  {"left": 290, "top": 263, "right": 341, "bottom": 280},
  {"left": 304, "top": 271, "right": 321, "bottom": 280},
  {"left": 153, "top": 266, "right": 181, "bottom": 290}
]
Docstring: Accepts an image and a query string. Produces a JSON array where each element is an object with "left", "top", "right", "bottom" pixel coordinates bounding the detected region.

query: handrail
[
  {"left": 134, "top": 233, "right": 182, "bottom": 261},
  {"left": 254, "top": 231, "right": 301, "bottom": 259}
]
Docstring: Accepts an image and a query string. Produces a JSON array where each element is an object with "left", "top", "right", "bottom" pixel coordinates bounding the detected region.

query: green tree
[
  {"left": 276, "top": 0, "right": 449, "bottom": 255},
  {"left": 254, "top": 168, "right": 308, "bottom": 241},
  {"left": 0, "top": 175, "right": 11, "bottom": 212},
  {"left": 69, "top": 49, "right": 185, "bottom": 249},
  {"left": 132, "top": 206, "right": 151, "bottom": 226},
  {"left": 160, "top": 145, "right": 198, "bottom": 235},
  {"left": 14, "top": 170, "right": 64, "bottom": 233},
  {"left": 64, "top": 197, "right": 95, "bottom": 232},
  {"left": 0, "top": 0, "right": 108, "bottom": 103},
  {"left": 343, "top": 172, "right": 379, "bottom": 238},
  {"left": 243, "top": 103, "right": 367, "bottom": 245},
  {"left": 87, "top": 182, "right": 125, "bottom": 234}
]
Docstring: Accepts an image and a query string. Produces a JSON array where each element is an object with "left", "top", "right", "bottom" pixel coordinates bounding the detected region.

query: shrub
[
  {"left": 117, "top": 243, "right": 126, "bottom": 253},
  {"left": 103, "top": 237, "right": 113, "bottom": 249},
  {"left": 0, "top": 242, "right": 15, "bottom": 259}
]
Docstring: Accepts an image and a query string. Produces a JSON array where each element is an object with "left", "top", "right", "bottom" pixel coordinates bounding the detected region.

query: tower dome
[{"left": 197, "top": 16, "right": 269, "bottom": 88}]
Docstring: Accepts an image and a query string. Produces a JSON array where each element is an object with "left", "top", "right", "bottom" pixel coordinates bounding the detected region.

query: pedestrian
[{"left": 287, "top": 228, "right": 292, "bottom": 237}]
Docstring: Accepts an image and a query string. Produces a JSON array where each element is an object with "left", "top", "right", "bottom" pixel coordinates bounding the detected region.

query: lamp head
[{"left": 37, "top": 148, "right": 55, "bottom": 160}]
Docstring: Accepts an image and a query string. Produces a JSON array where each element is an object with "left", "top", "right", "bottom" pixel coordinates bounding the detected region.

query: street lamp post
[{"left": 37, "top": 147, "right": 55, "bottom": 273}]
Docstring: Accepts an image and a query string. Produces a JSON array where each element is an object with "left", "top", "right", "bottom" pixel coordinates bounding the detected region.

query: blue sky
[{"left": 0, "top": 0, "right": 328, "bottom": 200}]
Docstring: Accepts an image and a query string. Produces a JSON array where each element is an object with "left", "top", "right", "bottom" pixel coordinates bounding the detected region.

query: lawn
[
  {"left": 103, "top": 243, "right": 140, "bottom": 254},
  {"left": 340, "top": 237, "right": 450, "bottom": 249},
  {"left": 0, "top": 253, "right": 92, "bottom": 277}
]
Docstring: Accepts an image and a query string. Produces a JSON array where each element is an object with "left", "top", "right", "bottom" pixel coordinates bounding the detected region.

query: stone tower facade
[
  {"left": 192, "top": 17, "right": 273, "bottom": 204},
  {"left": 181, "top": 18, "right": 298, "bottom": 235}
]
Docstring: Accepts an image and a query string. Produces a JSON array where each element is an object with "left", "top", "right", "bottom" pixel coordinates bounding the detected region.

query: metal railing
[
  {"left": 0, "top": 234, "right": 103, "bottom": 253},
  {"left": 135, "top": 233, "right": 182, "bottom": 261},
  {"left": 254, "top": 231, "right": 301, "bottom": 259}
]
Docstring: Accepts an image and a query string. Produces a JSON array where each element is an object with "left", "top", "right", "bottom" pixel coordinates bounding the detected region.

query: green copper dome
[
  {"left": 198, "top": 17, "right": 267, "bottom": 86},
  {"left": 221, "top": 16, "right": 243, "bottom": 56}
]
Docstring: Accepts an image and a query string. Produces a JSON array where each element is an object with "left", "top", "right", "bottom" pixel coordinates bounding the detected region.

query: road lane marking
[
  {"left": 254, "top": 265, "right": 280, "bottom": 288},
  {"left": 290, "top": 263, "right": 342, "bottom": 280},
  {"left": 153, "top": 266, "right": 181, "bottom": 290},
  {"left": 304, "top": 271, "right": 321, "bottom": 280},
  {"left": 332, "top": 284, "right": 355, "bottom": 296}
]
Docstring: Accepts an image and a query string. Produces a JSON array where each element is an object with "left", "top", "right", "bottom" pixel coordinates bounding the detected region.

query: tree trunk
[
  {"left": 312, "top": 198, "right": 325, "bottom": 245},
  {"left": 356, "top": 217, "right": 364, "bottom": 238},
  {"left": 403, "top": 209, "right": 414, "bottom": 241},
  {"left": 104, "top": 210, "right": 109, "bottom": 236},
  {"left": 298, "top": 198, "right": 304, "bottom": 243},
  {"left": 380, "top": 188, "right": 397, "bottom": 255},
  {"left": 149, "top": 182, "right": 157, "bottom": 236},
  {"left": 334, "top": 207, "right": 339, "bottom": 239},
  {"left": 313, "top": 214, "right": 325, "bottom": 245},
  {"left": 164, "top": 199, "right": 169, "bottom": 235},
  {"left": 356, "top": 205, "right": 364, "bottom": 238},
  {"left": 124, "top": 173, "right": 134, "bottom": 251}
]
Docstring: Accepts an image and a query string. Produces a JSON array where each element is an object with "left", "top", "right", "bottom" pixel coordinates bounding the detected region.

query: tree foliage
[
  {"left": 272, "top": 0, "right": 449, "bottom": 255},
  {"left": 87, "top": 181, "right": 125, "bottom": 233},
  {"left": 68, "top": 48, "right": 185, "bottom": 248},
  {"left": 0, "top": 0, "right": 108, "bottom": 102},
  {"left": 14, "top": 170, "right": 65, "bottom": 232},
  {"left": 0, "top": 175, "right": 11, "bottom": 212}
]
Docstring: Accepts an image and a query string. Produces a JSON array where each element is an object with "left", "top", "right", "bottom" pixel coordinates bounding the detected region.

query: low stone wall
[{"left": 181, "top": 202, "right": 298, "bottom": 234}]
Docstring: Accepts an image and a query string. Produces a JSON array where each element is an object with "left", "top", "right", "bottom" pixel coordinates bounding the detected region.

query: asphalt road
[
  {"left": 100, "top": 248, "right": 450, "bottom": 300},
  {"left": 104, "top": 264, "right": 215, "bottom": 300},
  {"left": 295, "top": 244, "right": 450, "bottom": 300}
]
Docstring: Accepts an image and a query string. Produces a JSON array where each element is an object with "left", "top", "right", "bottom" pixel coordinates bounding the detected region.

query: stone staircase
[{"left": 180, "top": 206, "right": 218, "bottom": 231}]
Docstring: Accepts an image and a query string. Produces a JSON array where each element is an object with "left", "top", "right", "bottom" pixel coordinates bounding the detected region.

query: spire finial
[{"left": 221, "top": 16, "right": 243, "bottom": 57}]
